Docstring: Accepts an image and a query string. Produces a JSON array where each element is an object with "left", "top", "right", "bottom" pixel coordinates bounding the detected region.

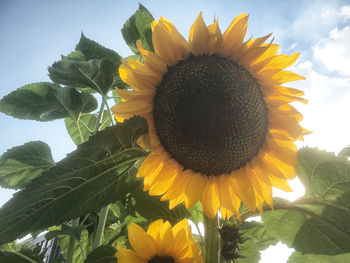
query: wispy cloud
[
  {"left": 339, "top": 5, "right": 350, "bottom": 21},
  {"left": 313, "top": 26, "right": 350, "bottom": 76}
]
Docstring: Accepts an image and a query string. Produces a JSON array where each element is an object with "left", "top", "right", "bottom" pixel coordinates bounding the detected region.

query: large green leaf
[
  {"left": 0, "top": 141, "right": 55, "bottom": 189},
  {"left": 76, "top": 33, "right": 121, "bottom": 69},
  {"left": 84, "top": 245, "right": 117, "bottom": 263},
  {"left": 65, "top": 110, "right": 111, "bottom": 145},
  {"left": 262, "top": 148, "right": 350, "bottom": 255},
  {"left": 240, "top": 221, "right": 278, "bottom": 251},
  {"left": 0, "top": 117, "right": 148, "bottom": 244},
  {"left": 122, "top": 3, "right": 154, "bottom": 55},
  {"left": 288, "top": 252, "right": 350, "bottom": 263},
  {"left": 0, "top": 82, "right": 97, "bottom": 121},
  {"left": 48, "top": 57, "right": 114, "bottom": 95},
  {"left": 130, "top": 188, "right": 188, "bottom": 225}
]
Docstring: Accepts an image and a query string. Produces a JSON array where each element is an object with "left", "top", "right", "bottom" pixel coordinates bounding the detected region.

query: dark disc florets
[{"left": 153, "top": 54, "right": 268, "bottom": 175}]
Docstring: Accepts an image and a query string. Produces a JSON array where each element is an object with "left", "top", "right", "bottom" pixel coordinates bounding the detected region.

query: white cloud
[
  {"left": 339, "top": 5, "right": 350, "bottom": 21},
  {"left": 321, "top": 7, "right": 333, "bottom": 19},
  {"left": 291, "top": 60, "right": 350, "bottom": 154},
  {"left": 313, "top": 26, "right": 350, "bottom": 76}
]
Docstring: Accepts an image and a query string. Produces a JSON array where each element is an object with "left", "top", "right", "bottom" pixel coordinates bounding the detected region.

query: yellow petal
[
  {"left": 218, "top": 175, "right": 240, "bottom": 218},
  {"left": 147, "top": 219, "right": 164, "bottom": 239},
  {"left": 240, "top": 45, "right": 272, "bottom": 66},
  {"left": 139, "top": 155, "right": 165, "bottom": 190},
  {"left": 152, "top": 18, "right": 188, "bottom": 66},
  {"left": 246, "top": 33, "right": 273, "bottom": 47},
  {"left": 264, "top": 152, "right": 296, "bottom": 180},
  {"left": 269, "top": 108, "right": 304, "bottom": 140},
  {"left": 159, "top": 17, "right": 190, "bottom": 58},
  {"left": 148, "top": 161, "right": 179, "bottom": 195},
  {"left": 157, "top": 221, "right": 175, "bottom": 255},
  {"left": 251, "top": 44, "right": 280, "bottom": 67},
  {"left": 207, "top": 19, "right": 223, "bottom": 54},
  {"left": 128, "top": 223, "right": 157, "bottom": 260},
  {"left": 266, "top": 137, "right": 297, "bottom": 167},
  {"left": 110, "top": 98, "right": 152, "bottom": 118},
  {"left": 201, "top": 177, "right": 220, "bottom": 218},
  {"left": 119, "top": 62, "right": 156, "bottom": 91},
  {"left": 115, "top": 248, "right": 145, "bottom": 263},
  {"left": 271, "top": 70, "right": 306, "bottom": 84},
  {"left": 264, "top": 53, "right": 299, "bottom": 70},
  {"left": 220, "top": 13, "right": 248, "bottom": 56},
  {"left": 266, "top": 94, "right": 308, "bottom": 105},
  {"left": 116, "top": 87, "right": 154, "bottom": 101},
  {"left": 136, "top": 40, "right": 167, "bottom": 74},
  {"left": 184, "top": 171, "right": 207, "bottom": 208},
  {"left": 189, "top": 12, "right": 210, "bottom": 55},
  {"left": 229, "top": 168, "right": 256, "bottom": 211}
]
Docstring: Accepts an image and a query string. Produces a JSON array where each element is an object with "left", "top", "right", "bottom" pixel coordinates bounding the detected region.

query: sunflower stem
[
  {"left": 204, "top": 214, "right": 220, "bottom": 263},
  {"left": 66, "top": 218, "right": 80, "bottom": 263},
  {"left": 92, "top": 205, "right": 109, "bottom": 249}
]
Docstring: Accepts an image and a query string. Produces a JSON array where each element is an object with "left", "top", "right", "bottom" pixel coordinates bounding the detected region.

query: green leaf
[
  {"left": 130, "top": 188, "right": 188, "bottom": 225},
  {"left": 188, "top": 202, "right": 203, "bottom": 224},
  {"left": 235, "top": 239, "right": 260, "bottom": 263},
  {"left": 338, "top": 146, "right": 350, "bottom": 158},
  {"left": 48, "top": 57, "right": 114, "bottom": 95},
  {"left": 84, "top": 245, "right": 117, "bottom": 263},
  {"left": 0, "top": 141, "right": 55, "bottom": 189},
  {"left": 76, "top": 33, "right": 121, "bottom": 68},
  {"left": 0, "top": 82, "right": 97, "bottom": 121},
  {"left": 66, "top": 50, "right": 86, "bottom": 61},
  {"left": 122, "top": 3, "right": 154, "bottom": 55},
  {"left": 0, "top": 117, "right": 148, "bottom": 244},
  {"left": 0, "top": 244, "right": 46, "bottom": 263},
  {"left": 46, "top": 224, "right": 89, "bottom": 242},
  {"left": 262, "top": 148, "right": 350, "bottom": 255},
  {"left": 240, "top": 221, "right": 278, "bottom": 251},
  {"left": 288, "top": 252, "right": 350, "bottom": 263},
  {"left": 65, "top": 111, "right": 111, "bottom": 145}
]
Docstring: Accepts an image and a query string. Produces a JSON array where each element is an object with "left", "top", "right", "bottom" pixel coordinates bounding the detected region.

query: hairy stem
[
  {"left": 92, "top": 206, "right": 109, "bottom": 249},
  {"left": 66, "top": 218, "right": 80, "bottom": 263},
  {"left": 103, "top": 96, "right": 115, "bottom": 125},
  {"left": 204, "top": 214, "right": 220, "bottom": 263}
]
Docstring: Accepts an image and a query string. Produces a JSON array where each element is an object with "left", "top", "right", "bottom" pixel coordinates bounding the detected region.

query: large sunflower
[
  {"left": 115, "top": 218, "right": 203, "bottom": 263},
  {"left": 112, "top": 13, "right": 307, "bottom": 219}
]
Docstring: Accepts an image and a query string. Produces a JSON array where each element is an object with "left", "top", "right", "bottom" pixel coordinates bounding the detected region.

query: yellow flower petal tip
[
  {"left": 115, "top": 219, "right": 203, "bottom": 263},
  {"left": 111, "top": 13, "right": 307, "bottom": 220}
]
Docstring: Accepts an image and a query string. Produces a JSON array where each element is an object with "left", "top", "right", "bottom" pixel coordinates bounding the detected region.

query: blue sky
[{"left": 1, "top": 0, "right": 350, "bottom": 261}]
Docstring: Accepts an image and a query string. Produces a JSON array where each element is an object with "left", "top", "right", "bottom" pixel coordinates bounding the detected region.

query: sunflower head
[
  {"left": 112, "top": 12, "right": 307, "bottom": 219},
  {"left": 115, "top": 218, "right": 203, "bottom": 263}
]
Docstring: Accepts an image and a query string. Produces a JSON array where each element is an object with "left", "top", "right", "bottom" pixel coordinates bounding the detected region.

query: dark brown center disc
[
  {"left": 148, "top": 255, "right": 175, "bottom": 263},
  {"left": 153, "top": 54, "right": 268, "bottom": 176}
]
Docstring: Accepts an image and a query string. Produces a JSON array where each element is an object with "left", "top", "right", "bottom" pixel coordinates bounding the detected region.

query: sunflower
[
  {"left": 115, "top": 218, "right": 203, "bottom": 263},
  {"left": 111, "top": 13, "right": 307, "bottom": 219}
]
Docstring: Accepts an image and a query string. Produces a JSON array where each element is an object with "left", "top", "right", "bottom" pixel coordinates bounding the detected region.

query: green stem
[
  {"left": 66, "top": 218, "right": 80, "bottom": 263},
  {"left": 103, "top": 96, "right": 115, "bottom": 125},
  {"left": 204, "top": 214, "right": 220, "bottom": 263},
  {"left": 92, "top": 205, "right": 109, "bottom": 249},
  {"left": 93, "top": 99, "right": 106, "bottom": 133},
  {"left": 195, "top": 223, "right": 203, "bottom": 241}
]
